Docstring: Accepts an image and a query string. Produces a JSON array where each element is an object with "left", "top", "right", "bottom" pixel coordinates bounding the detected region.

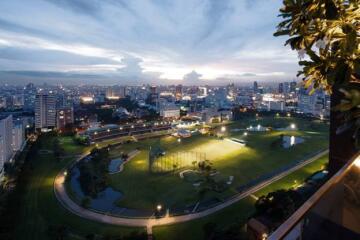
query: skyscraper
[
  {"left": 175, "top": 85, "right": 183, "bottom": 101},
  {"left": 35, "top": 94, "right": 56, "bottom": 130},
  {"left": 56, "top": 107, "right": 74, "bottom": 130},
  {"left": 278, "top": 83, "right": 284, "bottom": 93},
  {"left": 0, "top": 115, "right": 13, "bottom": 173},
  {"left": 253, "top": 81, "right": 258, "bottom": 93},
  {"left": 12, "top": 123, "right": 24, "bottom": 151},
  {"left": 227, "top": 83, "right": 236, "bottom": 101},
  {"left": 290, "top": 81, "right": 297, "bottom": 93},
  {"left": 148, "top": 86, "right": 159, "bottom": 108}
]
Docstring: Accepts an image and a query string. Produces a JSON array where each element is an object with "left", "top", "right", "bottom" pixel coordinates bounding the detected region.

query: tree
[
  {"left": 192, "top": 160, "right": 198, "bottom": 170},
  {"left": 274, "top": 0, "right": 360, "bottom": 146},
  {"left": 172, "top": 163, "right": 178, "bottom": 173},
  {"left": 255, "top": 189, "right": 302, "bottom": 223}
]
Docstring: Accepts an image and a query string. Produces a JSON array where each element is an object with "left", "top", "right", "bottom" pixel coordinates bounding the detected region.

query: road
[{"left": 54, "top": 149, "right": 328, "bottom": 233}]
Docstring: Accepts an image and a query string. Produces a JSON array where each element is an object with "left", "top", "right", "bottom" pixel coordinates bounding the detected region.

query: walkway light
[
  {"left": 354, "top": 157, "right": 360, "bottom": 169},
  {"left": 156, "top": 204, "right": 162, "bottom": 211},
  {"left": 287, "top": 113, "right": 291, "bottom": 117},
  {"left": 221, "top": 126, "right": 226, "bottom": 132},
  {"left": 177, "top": 138, "right": 181, "bottom": 143},
  {"left": 243, "top": 132, "right": 248, "bottom": 136},
  {"left": 290, "top": 123, "right": 296, "bottom": 129},
  {"left": 262, "top": 233, "right": 268, "bottom": 240},
  {"left": 64, "top": 171, "right": 67, "bottom": 176}
]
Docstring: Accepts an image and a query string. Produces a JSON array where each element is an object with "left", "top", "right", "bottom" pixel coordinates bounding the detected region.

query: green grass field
[
  {"left": 152, "top": 153, "right": 329, "bottom": 240},
  {"left": 15, "top": 115, "right": 329, "bottom": 240},
  {"left": 107, "top": 116, "right": 328, "bottom": 210},
  {"left": 15, "top": 135, "right": 145, "bottom": 240}
]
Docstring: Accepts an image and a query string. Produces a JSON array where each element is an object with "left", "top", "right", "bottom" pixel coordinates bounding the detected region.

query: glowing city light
[
  {"left": 243, "top": 132, "right": 248, "bottom": 136},
  {"left": 287, "top": 113, "right": 291, "bottom": 117},
  {"left": 290, "top": 136, "right": 295, "bottom": 146},
  {"left": 290, "top": 123, "right": 296, "bottom": 129},
  {"left": 64, "top": 171, "right": 67, "bottom": 176},
  {"left": 221, "top": 126, "right": 226, "bottom": 132},
  {"left": 177, "top": 138, "right": 181, "bottom": 143},
  {"left": 262, "top": 233, "right": 268, "bottom": 240},
  {"left": 156, "top": 204, "right": 162, "bottom": 211},
  {"left": 354, "top": 156, "right": 360, "bottom": 169}
]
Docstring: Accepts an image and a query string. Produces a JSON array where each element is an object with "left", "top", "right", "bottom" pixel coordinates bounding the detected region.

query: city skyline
[{"left": 0, "top": 0, "right": 300, "bottom": 85}]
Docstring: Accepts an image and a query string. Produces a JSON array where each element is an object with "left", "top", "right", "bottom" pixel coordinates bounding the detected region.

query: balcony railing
[{"left": 268, "top": 153, "right": 360, "bottom": 240}]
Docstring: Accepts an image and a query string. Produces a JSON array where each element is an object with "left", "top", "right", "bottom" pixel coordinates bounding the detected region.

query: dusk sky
[{"left": 0, "top": 0, "right": 300, "bottom": 85}]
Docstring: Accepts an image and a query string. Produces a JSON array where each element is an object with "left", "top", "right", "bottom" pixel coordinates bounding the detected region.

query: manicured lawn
[
  {"left": 15, "top": 135, "right": 145, "bottom": 240},
  {"left": 107, "top": 116, "right": 328, "bottom": 210},
  {"left": 254, "top": 154, "right": 329, "bottom": 197},
  {"left": 152, "top": 153, "right": 329, "bottom": 240},
  {"left": 14, "top": 116, "right": 329, "bottom": 240}
]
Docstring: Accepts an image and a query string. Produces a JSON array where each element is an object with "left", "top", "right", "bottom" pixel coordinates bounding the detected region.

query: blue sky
[{"left": 0, "top": 0, "right": 299, "bottom": 85}]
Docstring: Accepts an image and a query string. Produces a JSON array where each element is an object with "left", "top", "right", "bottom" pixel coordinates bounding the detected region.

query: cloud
[
  {"left": 0, "top": 0, "right": 298, "bottom": 84},
  {"left": 183, "top": 70, "right": 203, "bottom": 85}
]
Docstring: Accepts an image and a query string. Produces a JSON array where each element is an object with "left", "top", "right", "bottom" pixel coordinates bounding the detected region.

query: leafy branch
[{"left": 275, "top": 0, "right": 360, "bottom": 146}]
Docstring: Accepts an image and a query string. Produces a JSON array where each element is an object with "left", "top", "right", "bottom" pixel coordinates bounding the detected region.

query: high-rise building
[
  {"left": 278, "top": 83, "right": 284, "bottom": 93},
  {"left": 298, "top": 87, "right": 329, "bottom": 117},
  {"left": 253, "top": 81, "right": 258, "bottom": 93},
  {"left": 106, "top": 86, "right": 126, "bottom": 100},
  {"left": 12, "top": 94, "right": 24, "bottom": 107},
  {"left": 35, "top": 94, "right": 56, "bottom": 130},
  {"left": 198, "top": 87, "right": 208, "bottom": 97},
  {"left": 175, "top": 85, "right": 183, "bottom": 101},
  {"left": 227, "top": 83, "right": 236, "bottom": 101},
  {"left": 148, "top": 86, "right": 159, "bottom": 108},
  {"left": 0, "top": 115, "right": 13, "bottom": 173},
  {"left": 284, "top": 82, "right": 290, "bottom": 94},
  {"left": 24, "top": 83, "right": 37, "bottom": 111},
  {"left": 56, "top": 107, "right": 74, "bottom": 130},
  {"left": 290, "top": 81, "right": 297, "bottom": 93},
  {"left": 12, "top": 123, "right": 24, "bottom": 151}
]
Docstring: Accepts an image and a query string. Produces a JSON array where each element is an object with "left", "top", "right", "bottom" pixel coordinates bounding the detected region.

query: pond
[
  {"left": 247, "top": 125, "right": 267, "bottom": 132},
  {"left": 282, "top": 136, "right": 305, "bottom": 148},
  {"left": 108, "top": 158, "right": 124, "bottom": 173},
  {"left": 69, "top": 166, "right": 123, "bottom": 212},
  {"left": 309, "top": 170, "right": 328, "bottom": 181}
]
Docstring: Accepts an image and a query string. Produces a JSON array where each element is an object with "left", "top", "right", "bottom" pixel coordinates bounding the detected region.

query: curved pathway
[{"left": 54, "top": 149, "right": 329, "bottom": 232}]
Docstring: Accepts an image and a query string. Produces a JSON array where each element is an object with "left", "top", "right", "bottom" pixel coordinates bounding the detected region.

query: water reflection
[
  {"left": 70, "top": 166, "right": 123, "bottom": 212},
  {"left": 108, "top": 158, "right": 124, "bottom": 173},
  {"left": 282, "top": 136, "right": 304, "bottom": 148}
]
